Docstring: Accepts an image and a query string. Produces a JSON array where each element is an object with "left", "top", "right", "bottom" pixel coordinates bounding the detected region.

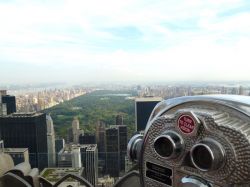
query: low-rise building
[
  {"left": 97, "top": 175, "right": 114, "bottom": 187},
  {"left": 40, "top": 167, "right": 84, "bottom": 186},
  {"left": 4, "top": 148, "right": 29, "bottom": 165},
  {"left": 58, "top": 146, "right": 82, "bottom": 169}
]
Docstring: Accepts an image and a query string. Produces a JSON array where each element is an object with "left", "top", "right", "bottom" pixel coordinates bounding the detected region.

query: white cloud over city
[{"left": 0, "top": 0, "right": 250, "bottom": 83}]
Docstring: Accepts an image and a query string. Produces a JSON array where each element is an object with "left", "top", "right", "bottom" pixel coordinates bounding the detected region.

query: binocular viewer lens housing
[
  {"left": 127, "top": 95, "right": 250, "bottom": 187},
  {"left": 154, "top": 131, "right": 184, "bottom": 159},
  {"left": 190, "top": 139, "right": 225, "bottom": 171}
]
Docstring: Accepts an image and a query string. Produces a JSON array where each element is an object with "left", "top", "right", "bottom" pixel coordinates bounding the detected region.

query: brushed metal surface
[{"left": 139, "top": 95, "right": 250, "bottom": 187}]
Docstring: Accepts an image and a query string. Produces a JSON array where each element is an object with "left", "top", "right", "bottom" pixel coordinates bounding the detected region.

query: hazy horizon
[{"left": 1, "top": 0, "right": 250, "bottom": 84}]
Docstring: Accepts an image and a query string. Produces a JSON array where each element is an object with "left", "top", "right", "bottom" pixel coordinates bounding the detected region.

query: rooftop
[
  {"left": 0, "top": 112, "right": 44, "bottom": 118},
  {"left": 72, "top": 144, "right": 97, "bottom": 151},
  {"left": 40, "top": 167, "right": 83, "bottom": 183},
  {"left": 135, "top": 96, "right": 162, "bottom": 102},
  {"left": 59, "top": 144, "right": 97, "bottom": 154},
  {"left": 4, "top": 148, "right": 28, "bottom": 153}
]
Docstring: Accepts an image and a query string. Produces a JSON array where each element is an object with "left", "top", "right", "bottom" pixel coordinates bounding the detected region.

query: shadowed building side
[{"left": 0, "top": 112, "right": 48, "bottom": 170}]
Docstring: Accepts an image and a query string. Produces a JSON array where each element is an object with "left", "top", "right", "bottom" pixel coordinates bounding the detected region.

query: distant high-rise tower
[
  {"left": 67, "top": 128, "right": 73, "bottom": 143},
  {"left": 70, "top": 117, "right": 84, "bottom": 144},
  {"left": 72, "top": 117, "right": 80, "bottom": 144},
  {"left": 106, "top": 126, "right": 120, "bottom": 177},
  {"left": 96, "top": 121, "right": 106, "bottom": 160},
  {"left": 115, "top": 114, "right": 123, "bottom": 126},
  {"left": 46, "top": 115, "right": 56, "bottom": 167},
  {"left": 118, "top": 125, "right": 127, "bottom": 171},
  {"left": 0, "top": 93, "right": 7, "bottom": 117},
  {"left": 135, "top": 97, "right": 162, "bottom": 132},
  {"left": 2, "top": 95, "right": 16, "bottom": 115},
  {"left": 0, "top": 90, "right": 7, "bottom": 96},
  {"left": 67, "top": 117, "right": 84, "bottom": 144},
  {"left": 239, "top": 86, "right": 244, "bottom": 95},
  {"left": 0, "top": 112, "right": 49, "bottom": 169}
]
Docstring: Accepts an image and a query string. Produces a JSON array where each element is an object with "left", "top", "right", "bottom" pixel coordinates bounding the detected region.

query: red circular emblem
[{"left": 177, "top": 115, "right": 196, "bottom": 134}]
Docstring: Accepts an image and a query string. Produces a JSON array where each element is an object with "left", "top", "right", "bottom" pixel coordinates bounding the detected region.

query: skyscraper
[
  {"left": 67, "top": 128, "right": 73, "bottom": 143},
  {"left": 96, "top": 121, "right": 106, "bottom": 160},
  {"left": 2, "top": 95, "right": 16, "bottom": 115},
  {"left": 79, "top": 133, "right": 96, "bottom": 144},
  {"left": 0, "top": 112, "right": 49, "bottom": 169},
  {"left": 135, "top": 97, "right": 162, "bottom": 132},
  {"left": 46, "top": 115, "right": 56, "bottom": 167},
  {"left": 118, "top": 125, "right": 127, "bottom": 171},
  {"left": 106, "top": 126, "right": 120, "bottom": 177},
  {"left": 0, "top": 95, "right": 7, "bottom": 117},
  {"left": 72, "top": 117, "right": 80, "bottom": 144},
  {"left": 73, "top": 144, "right": 98, "bottom": 186},
  {"left": 68, "top": 117, "right": 84, "bottom": 144},
  {"left": 115, "top": 114, "right": 123, "bottom": 126}
]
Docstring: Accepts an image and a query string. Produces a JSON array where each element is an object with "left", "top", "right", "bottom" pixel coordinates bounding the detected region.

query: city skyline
[
  {"left": 1, "top": 0, "right": 250, "bottom": 83},
  {"left": 1, "top": 84, "right": 250, "bottom": 186}
]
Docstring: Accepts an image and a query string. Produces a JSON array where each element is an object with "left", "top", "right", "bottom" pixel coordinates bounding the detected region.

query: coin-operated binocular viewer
[{"left": 127, "top": 95, "right": 250, "bottom": 187}]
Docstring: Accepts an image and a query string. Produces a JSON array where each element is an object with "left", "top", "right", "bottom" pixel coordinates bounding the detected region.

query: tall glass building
[
  {"left": 0, "top": 112, "right": 48, "bottom": 169},
  {"left": 135, "top": 97, "right": 162, "bottom": 132}
]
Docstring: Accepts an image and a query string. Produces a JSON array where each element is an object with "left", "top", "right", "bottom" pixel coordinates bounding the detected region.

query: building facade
[
  {"left": 57, "top": 146, "right": 82, "bottom": 168},
  {"left": 4, "top": 148, "right": 29, "bottom": 165},
  {"left": 106, "top": 127, "right": 120, "bottom": 177},
  {"left": 72, "top": 117, "right": 80, "bottom": 144},
  {"left": 67, "top": 117, "right": 84, "bottom": 144},
  {"left": 0, "top": 112, "right": 49, "bottom": 169},
  {"left": 115, "top": 114, "right": 123, "bottom": 126},
  {"left": 2, "top": 95, "right": 16, "bottom": 115},
  {"left": 74, "top": 144, "right": 98, "bottom": 186},
  {"left": 79, "top": 133, "right": 96, "bottom": 144},
  {"left": 118, "top": 125, "right": 127, "bottom": 171},
  {"left": 55, "top": 139, "right": 65, "bottom": 153},
  {"left": 135, "top": 97, "right": 162, "bottom": 132},
  {"left": 0, "top": 140, "right": 4, "bottom": 153},
  {"left": 96, "top": 121, "right": 106, "bottom": 160},
  {"left": 0, "top": 96, "right": 7, "bottom": 117},
  {"left": 46, "top": 115, "right": 56, "bottom": 167}
]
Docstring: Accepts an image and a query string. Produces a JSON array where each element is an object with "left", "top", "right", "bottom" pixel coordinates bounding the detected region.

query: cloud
[{"left": 0, "top": 0, "right": 250, "bottom": 83}]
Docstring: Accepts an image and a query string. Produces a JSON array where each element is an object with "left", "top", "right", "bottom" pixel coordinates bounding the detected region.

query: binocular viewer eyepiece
[
  {"left": 154, "top": 131, "right": 184, "bottom": 159},
  {"left": 128, "top": 95, "right": 250, "bottom": 187},
  {"left": 190, "top": 138, "right": 225, "bottom": 172}
]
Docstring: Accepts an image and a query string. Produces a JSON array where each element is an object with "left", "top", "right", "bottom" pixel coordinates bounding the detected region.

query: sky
[{"left": 0, "top": 0, "right": 250, "bottom": 84}]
